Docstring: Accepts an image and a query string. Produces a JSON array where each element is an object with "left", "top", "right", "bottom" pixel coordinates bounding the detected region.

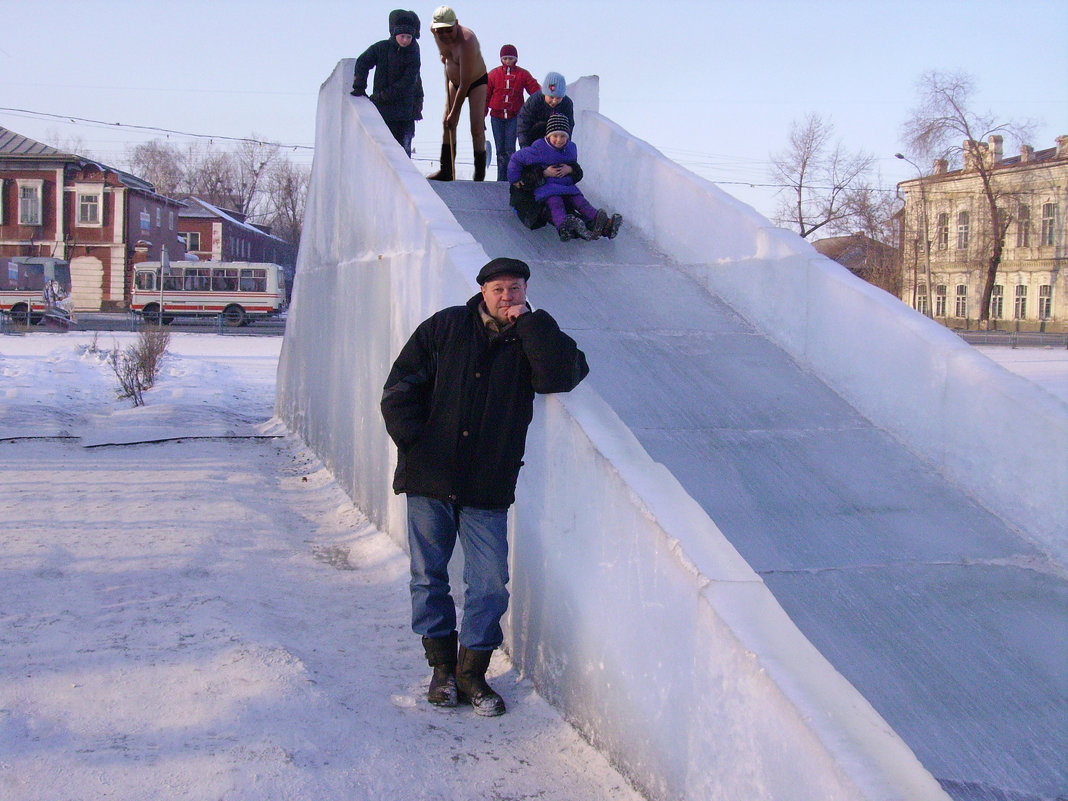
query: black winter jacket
[
  {"left": 381, "top": 294, "right": 589, "bottom": 508},
  {"left": 353, "top": 37, "right": 422, "bottom": 122},
  {"left": 517, "top": 93, "right": 576, "bottom": 148}
]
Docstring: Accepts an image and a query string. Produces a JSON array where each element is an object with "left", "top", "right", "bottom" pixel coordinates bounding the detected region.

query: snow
[{"left": 0, "top": 331, "right": 645, "bottom": 800}]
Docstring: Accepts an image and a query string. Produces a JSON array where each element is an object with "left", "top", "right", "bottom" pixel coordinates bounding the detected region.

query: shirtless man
[{"left": 428, "top": 5, "right": 488, "bottom": 181}]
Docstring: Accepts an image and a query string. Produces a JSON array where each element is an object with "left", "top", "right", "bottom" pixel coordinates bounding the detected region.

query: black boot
[
  {"left": 473, "top": 150, "right": 487, "bottom": 182},
  {"left": 603, "top": 213, "right": 623, "bottom": 239},
  {"left": 456, "top": 645, "right": 506, "bottom": 716},
  {"left": 422, "top": 632, "right": 458, "bottom": 707},
  {"left": 590, "top": 209, "right": 608, "bottom": 238},
  {"left": 561, "top": 214, "right": 595, "bottom": 241},
  {"left": 427, "top": 142, "right": 454, "bottom": 181}
]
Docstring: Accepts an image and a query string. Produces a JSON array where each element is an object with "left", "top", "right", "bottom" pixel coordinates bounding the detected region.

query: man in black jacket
[
  {"left": 381, "top": 257, "right": 588, "bottom": 716},
  {"left": 352, "top": 10, "right": 423, "bottom": 157}
]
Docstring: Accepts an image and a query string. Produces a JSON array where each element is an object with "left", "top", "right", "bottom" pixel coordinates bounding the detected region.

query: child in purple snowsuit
[{"left": 507, "top": 113, "right": 621, "bottom": 241}]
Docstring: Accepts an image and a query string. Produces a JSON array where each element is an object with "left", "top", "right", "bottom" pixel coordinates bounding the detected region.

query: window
[
  {"left": 1014, "top": 285, "right": 1027, "bottom": 320},
  {"left": 155, "top": 207, "right": 161, "bottom": 228},
  {"left": 134, "top": 270, "right": 155, "bottom": 291},
  {"left": 17, "top": 180, "right": 43, "bottom": 225},
  {"left": 1041, "top": 203, "right": 1056, "bottom": 246},
  {"left": 168, "top": 210, "right": 175, "bottom": 229},
  {"left": 76, "top": 184, "right": 102, "bottom": 226},
  {"left": 956, "top": 211, "right": 970, "bottom": 250},
  {"left": 989, "top": 285, "right": 1003, "bottom": 320},
  {"left": 1039, "top": 285, "right": 1053, "bottom": 320},
  {"left": 182, "top": 231, "right": 201, "bottom": 251},
  {"left": 936, "top": 213, "right": 949, "bottom": 250},
  {"left": 955, "top": 284, "right": 968, "bottom": 318},
  {"left": 240, "top": 268, "right": 267, "bottom": 292},
  {"left": 935, "top": 284, "right": 947, "bottom": 317},
  {"left": 1016, "top": 204, "right": 1031, "bottom": 248},
  {"left": 916, "top": 284, "right": 928, "bottom": 316}
]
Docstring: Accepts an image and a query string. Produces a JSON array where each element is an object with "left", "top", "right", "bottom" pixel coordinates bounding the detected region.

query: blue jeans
[
  {"left": 491, "top": 116, "right": 518, "bottom": 182},
  {"left": 406, "top": 495, "right": 510, "bottom": 650}
]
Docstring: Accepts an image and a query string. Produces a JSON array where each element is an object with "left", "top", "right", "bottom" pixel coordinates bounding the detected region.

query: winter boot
[
  {"left": 603, "top": 213, "right": 623, "bottom": 239},
  {"left": 456, "top": 645, "right": 506, "bottom": 716},
  {"left": 427, "top": 142, "right": 455, "bottom": 181},
  {"left": 422, "top": 632, "right": 459, "bottom": 707},
  {"left": 566, "top": 214, "right": 595, "bottom": 241},
  {"left": 589, "top": 208, "right": 609, "bottom": 238},
  {"left": 473, "top": 150, "right": 487, "bottom": 182}
]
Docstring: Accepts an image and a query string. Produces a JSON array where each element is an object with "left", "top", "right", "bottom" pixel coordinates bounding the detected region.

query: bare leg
[{"left": 467, "top": 84, "right": 487, "bottom": 151}]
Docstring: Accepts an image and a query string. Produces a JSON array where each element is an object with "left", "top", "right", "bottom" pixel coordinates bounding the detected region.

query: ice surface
[{"left": 274, "top": 60, "right": 1066, "bottom": 801}]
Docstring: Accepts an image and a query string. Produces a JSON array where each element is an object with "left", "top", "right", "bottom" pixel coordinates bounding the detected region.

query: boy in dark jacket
[
  {"left": 352, "top": 9, "right": 423, "bottom": 157},
  {"left": 508, "top": 114, "right": 622, "bottom": 242},
  {"left": 517, "top": 71, "right": 575, "bottom": 149},
  {"left": 485, "top": 44, "right": 540, "bottom": 182}
]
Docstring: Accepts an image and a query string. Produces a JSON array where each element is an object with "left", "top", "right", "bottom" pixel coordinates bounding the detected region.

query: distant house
[
  {"left": 897, "top": 135, "right": 1067, "bottom": 330},
  {"left": 0, "top": 125, "right": 185, "bottom": 311},
  {"left": 813, "top": 233, "right": 900, "bottom": 296},
  {"left": 178, "top": 197, "right": 294, "bottom": 267}
]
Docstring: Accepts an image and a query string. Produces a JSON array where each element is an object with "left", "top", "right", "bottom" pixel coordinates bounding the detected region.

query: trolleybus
[{"left": 130, "top": 261, "right": 286, "bottom": 327}]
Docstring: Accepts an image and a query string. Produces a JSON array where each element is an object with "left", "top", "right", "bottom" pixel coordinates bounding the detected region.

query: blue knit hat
[{"left": 542, "top": 72, "right": 566, "bottom": 98}]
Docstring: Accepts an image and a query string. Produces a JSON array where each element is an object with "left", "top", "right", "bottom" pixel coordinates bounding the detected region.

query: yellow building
[{"left": 897, "top": 135, "right": 1067, "bottom": 332}]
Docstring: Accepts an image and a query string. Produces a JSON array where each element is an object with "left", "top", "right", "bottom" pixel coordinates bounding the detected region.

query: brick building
[
  {"left": 0, "top": 126, "right": 186, "bottom": 311},
  {"left": 178, "top": 197, "right": 293, "bottom": 266}
]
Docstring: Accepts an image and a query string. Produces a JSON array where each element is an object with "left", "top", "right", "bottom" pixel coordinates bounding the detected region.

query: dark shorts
[{"left": 466, "top": 73, "right": 488, "bottom": 97}]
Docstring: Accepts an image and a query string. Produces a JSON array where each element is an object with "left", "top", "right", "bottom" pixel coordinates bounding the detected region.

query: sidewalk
[{"left": 0, "top": 332, "right": 643, "bottom": 801}]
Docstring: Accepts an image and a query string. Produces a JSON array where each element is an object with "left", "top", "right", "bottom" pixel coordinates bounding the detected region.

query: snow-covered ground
[
  {"left": 1, "top": 330, "right": 1063, "bottom": 800},
  {"left": 0, "top": 331, "right": 643, "bottom": 801}
]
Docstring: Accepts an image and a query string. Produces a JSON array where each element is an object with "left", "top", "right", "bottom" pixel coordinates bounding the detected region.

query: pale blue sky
[{"left": 2, "top": 0, "right": 1065, "bottom": 220}]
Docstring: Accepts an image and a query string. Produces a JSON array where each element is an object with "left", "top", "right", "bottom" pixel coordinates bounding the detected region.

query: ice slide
[{"left": 277, "top": 61, "right": 1068, "bottom": 801}]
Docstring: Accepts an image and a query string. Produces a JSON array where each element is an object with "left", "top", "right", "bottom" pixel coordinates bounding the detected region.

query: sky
[{"left": 1, "top": 0, "right": 1066, "bottom": 222}]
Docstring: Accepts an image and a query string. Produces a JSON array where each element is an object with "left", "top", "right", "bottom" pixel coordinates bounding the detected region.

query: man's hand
[{"left": 502, "top": 303, "right": 528, "bottom": 323}]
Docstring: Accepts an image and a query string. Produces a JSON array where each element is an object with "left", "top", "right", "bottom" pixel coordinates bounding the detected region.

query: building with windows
[
  {"left": 178, "top": 197, "right": 294, "bottom": 266},
  {"left": 896, "top": 134, "right": 1067, "bottom": 331},
  {"left": 0, "top": 126, "right": 185, "bottom": 311}
]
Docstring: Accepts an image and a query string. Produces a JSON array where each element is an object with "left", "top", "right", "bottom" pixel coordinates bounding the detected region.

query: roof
[
  {"left": 180, "top": 197, "right": 286, "bottom": 243},
  {"left": 0, "top": 124, "right": 167, "bottom": 198},
  {"left": 813, "top": 233, "right": 896, "bottom": 274},
  {"left": 0, "top": 125, "right": 77, "bottom": 159}
]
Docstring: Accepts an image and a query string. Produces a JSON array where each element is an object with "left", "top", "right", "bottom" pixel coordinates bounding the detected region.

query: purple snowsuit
[{"left": 507, "top": 138, "right": 597, "bottom": 227}]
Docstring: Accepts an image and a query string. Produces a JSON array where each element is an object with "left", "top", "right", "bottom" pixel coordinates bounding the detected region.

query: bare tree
[
  {"left": 125, "top": 136, "right": 303, "bottom": 245},
  {"left": 901, "top": 70, "right": 1034, "bottom": 326},
  {"left": 127, "top": 140, "right": 185, "bottom": 196},
  {"left": 771, "top": 113, "right": 875, "bottom": 239},
  {"left": 262, "top": 159, "right": 310, "bottom": 248}
]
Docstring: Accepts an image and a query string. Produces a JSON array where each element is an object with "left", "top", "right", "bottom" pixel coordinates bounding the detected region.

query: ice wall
[
  {"left": 571, "top": 107, "right": 1068, "bottom": 564},
  {"left": 277, "top": 62, "right": 959, "bottom": 800}
]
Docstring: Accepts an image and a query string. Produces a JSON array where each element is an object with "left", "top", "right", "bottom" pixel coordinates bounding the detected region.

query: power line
[{"left": 0, "top": 106, "right": 313, "bottom": 151}]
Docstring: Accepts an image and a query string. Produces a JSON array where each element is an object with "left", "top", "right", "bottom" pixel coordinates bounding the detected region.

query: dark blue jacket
[
  {"left": 517, "top": 93, "right": 575, "bottom": 148},
  {"left": 353, "top": 37, "right": 421, "bottom": 122}
]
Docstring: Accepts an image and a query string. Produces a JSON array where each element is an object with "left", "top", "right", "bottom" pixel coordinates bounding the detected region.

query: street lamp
[{"left": 895, "top": 153, "right": 934, "bottom": 318}]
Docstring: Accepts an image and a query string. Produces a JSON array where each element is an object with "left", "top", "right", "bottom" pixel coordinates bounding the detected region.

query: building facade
[
  {"left": 0, "top": 126, "right": 186, "bottom": 311},
  {"left": 178, "top": 197, "right": 293, "bottom": 266},
  {"left": 897, "top": 135, "right": 1067, "bottom": 331}
]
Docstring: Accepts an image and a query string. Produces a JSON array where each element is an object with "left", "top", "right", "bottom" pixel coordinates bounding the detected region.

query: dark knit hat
[
  {"left": 542, "top": 72, "right": 566, "bottom": 98},
  {"left": 500, "top": 44, "right": 518, "bottom": 58},
  {"left": 476, "top": 257, "right": 530, "bottom": 284},
  {"left": 545, "top": 114, "right": 571, "bottom": 138},
  {"left": 389, "top": 9, "right": 420, "bottom": 38}
]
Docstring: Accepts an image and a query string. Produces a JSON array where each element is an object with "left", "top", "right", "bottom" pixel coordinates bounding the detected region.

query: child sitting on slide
[{"left": 507, "top": 113, "right": 622, "bottom": 242}]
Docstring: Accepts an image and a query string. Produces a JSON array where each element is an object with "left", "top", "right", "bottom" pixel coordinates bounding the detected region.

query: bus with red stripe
[{"left": 131, "top": 261, "right": 286, "bottom": 327}]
